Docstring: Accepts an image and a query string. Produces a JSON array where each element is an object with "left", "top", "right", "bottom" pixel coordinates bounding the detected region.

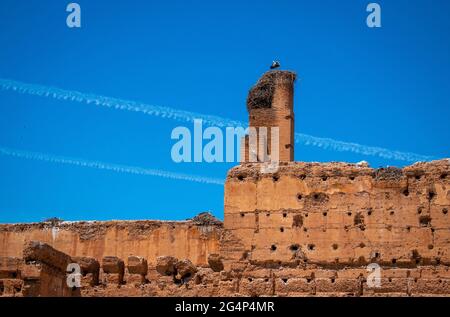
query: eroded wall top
[{"left": 0, "top": 213, "right": 223, "bottom": 266}]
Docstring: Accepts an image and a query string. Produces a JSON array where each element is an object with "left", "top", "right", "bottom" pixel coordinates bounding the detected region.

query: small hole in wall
[
  {"left": 305, "top": 213, "right": 309, "bottom": 218},
  {"left": 347, "top": 212, "right": 352, "bottom": 217},
  {"left": 303, "top": 227, "right": 308, "bottom": 232},
  {"left": 388, "top": 278, "right": 392, "bottom": 283},
  {"left": 299, "top": 174, "right": 306, "bottom": 180},
  {"left": 12, "top": 272, "right": 17, "bottom": 278},
  {"left": 443, "top": 208, "right": 448, "bottom": 215},
  {"left": 264, "top": 278, "right": 269, "bottom": 282},
  {"left": 392, "top": 259, "right": 397, "bottom": 265},
  {"left": 359, "top": 242, "right": 365, "bottom": 248},
  {"left": 307, "top": 244, "right": 315, "bottom": 251},
  {"left": 297, "top": 194, "right": 302, "bottom": 201},
  {"left": 323, "top": 212, "right": 328, "bottom": 217},
  {"left": 428, "top": 191, "right": 436, "bottom": 200},
  {"left": 283, "top": 213, "right": 287, "bottom": 218},
  {"left": 415, "top": 175, "right": 421, "bottom": 180},
  {"left": 403, "top": 189, "right": 409, "bottom": 196},
  {"left": 266, "top": 213, "right": 270, "bottom": 217},
  {"left": 282, "top": 278, "right": 288, "bottom": 283},
  {"left": 331, "top": 278, "right": 335, "bottom": 283},
  {"left": 248, "top": 278, "right": 253, "bottom": 282},
  {"left": 242, "top": 251, "right": 249, "bottom": 260},
  {"left": 270, "top": 245, "right": 277, "bottom": 251},
  {"left": 417, "top": 207, "right": 423, "bottom": 214},
  {"left": 367, "top": 209, "right": 373, "bottom": 216},
  {"left": 280, "top": 227, "right": 284, "bottom": 232},
  {"left": 180, "top": 279, "right": 191, "bottom": 288},
  {"left": 419, "top": 215, "right": 432, "bottom": 227},
  {"left": 322, "top": 176, "right": 328, "bottom": 181},
  {"left": 406, "top": 226, "right": 411, "bottom": 232},
  {"left": 237, "top": 175, "right": 245, "bottom": 181},
  {"left": 332, "top": 244, "right": 338, "bottom": 250},
  {"left": 292, "top": 215, "right": 303, "bottom": 228},
  {"left": 440, "top": 173, "right": 448, "bottom": 180},
  {"left": 273, "top": 175, "right": 279, "bottom": 182},
  {"left": 240, "top": 213, "right": 245, "bottom": 217},
  {"left": 313, "top": 194, "right": 319, "bottom": 200},
  {"left": 390, "top": 210, "right": 395, "bottom": 216},
  {"left": 349, "top": 176, "right": 355, "bottom": 181},
  {"left": 290, "top": 244, "right": 299, "bottom": 251},
  {"left": 306, "top": 277, "right": 313, "bottom": 283},
  {"left": 428, "top": 244, "right": 434, "bottom": 250}
]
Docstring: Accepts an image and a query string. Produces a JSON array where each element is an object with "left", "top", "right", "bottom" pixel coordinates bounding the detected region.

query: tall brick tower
[{"left": 242, "top": 70, "right": 297, "bottom": 162}]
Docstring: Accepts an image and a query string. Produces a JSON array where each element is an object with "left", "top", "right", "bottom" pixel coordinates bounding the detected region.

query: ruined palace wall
[
  {"left": 0, "top": 220, "right": 222, "bottom": 266},
  {"left": 245, "top": 70, "right": 296, "bottom": 162},
  {"left": 223, "top": 160, "right": 450, "bottom": 267}
]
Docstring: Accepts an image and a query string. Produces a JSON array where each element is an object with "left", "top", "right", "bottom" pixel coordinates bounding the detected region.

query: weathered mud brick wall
[
  {"left": 243, "top": 70, "right": 296, "bottom": 162},
  {"left": 222, "top": 159, "right": 450, "bottom": 295},
  {"left": 22, "top": 241, "right": 81, "bottom": 297},
  {"left": 0, "top": 214, "right": 222, "bottom": 267},
  {"left": 0, "top": 241, "right": 81, "bottom": 297},
  {"left": 0, "top": 257, "right": 23, "bottom": 296}
]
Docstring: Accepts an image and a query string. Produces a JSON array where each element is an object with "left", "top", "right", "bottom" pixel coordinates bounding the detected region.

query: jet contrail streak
[
  {"left": 0, "top": 78, "right": 435, "bottom": 162},
  {"left": 0, "top": 146, "right": 224, "bottom": 186}
]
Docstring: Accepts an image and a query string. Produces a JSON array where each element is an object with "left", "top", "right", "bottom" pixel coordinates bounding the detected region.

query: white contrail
[
  {"left": 0, "top": 146, "right": 224, "bottom": 186},
  {"left": 0, "top": 78, "right": 435, "bottom": 162}
]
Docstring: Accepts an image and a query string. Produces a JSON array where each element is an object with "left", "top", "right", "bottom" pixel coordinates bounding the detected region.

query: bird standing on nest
[{"left": 270, "top": 61, "right": 280, "bottom": 69}]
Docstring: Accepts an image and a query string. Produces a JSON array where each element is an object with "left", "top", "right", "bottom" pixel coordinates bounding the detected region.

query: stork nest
[{"left": 246, "top": 70, "right": 296, "bottom": 111}]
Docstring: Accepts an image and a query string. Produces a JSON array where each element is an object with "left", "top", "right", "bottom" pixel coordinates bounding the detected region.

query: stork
[{"left": 270, "top": 61, "right": 280, "bottom": 69}]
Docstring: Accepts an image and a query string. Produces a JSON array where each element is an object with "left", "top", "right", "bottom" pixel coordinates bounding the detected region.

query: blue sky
[{"left": 0, "top": 0, "right": 449, "bottom": 223}]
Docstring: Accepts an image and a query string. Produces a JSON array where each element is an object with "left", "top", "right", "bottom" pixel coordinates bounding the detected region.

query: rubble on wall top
[
  {"left": 227, "top": 159, "right": 450, "bottom": 181},
  {"left": 0, "top": 215, "right": 223, "bottom": 236},
  {"left": 43, "top": 217, "right": 64, "bottom": 226},
  {"left": 189, "top": 212, "right": 223, "bottom": 227}
]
